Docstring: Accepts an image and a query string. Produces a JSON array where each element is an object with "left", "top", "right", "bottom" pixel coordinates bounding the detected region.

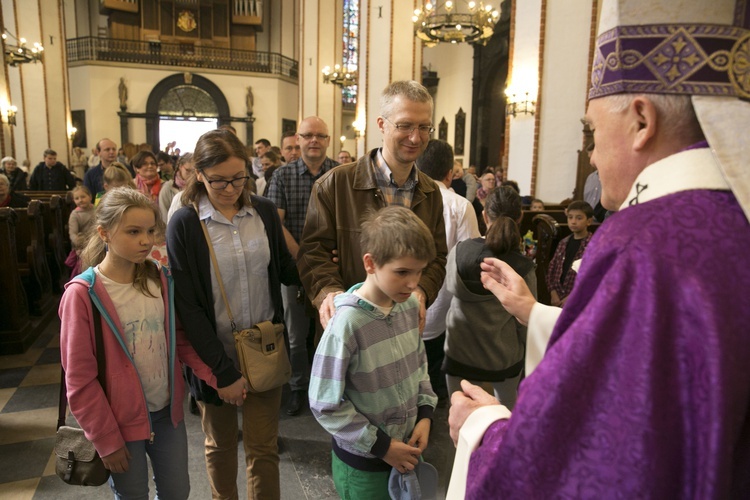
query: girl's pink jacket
[{"left": 59, "top": 264, "right": 217, "bottom": 458}]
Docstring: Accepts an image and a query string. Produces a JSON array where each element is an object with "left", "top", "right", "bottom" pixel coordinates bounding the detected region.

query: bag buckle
[{"left": 65, "top": 450, "right": 74, "bottom": 482}]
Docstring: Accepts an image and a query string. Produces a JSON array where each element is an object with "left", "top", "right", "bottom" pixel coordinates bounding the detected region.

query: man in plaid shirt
[{"left": 266, "top": 116, "right": 338, "bottom": 416}]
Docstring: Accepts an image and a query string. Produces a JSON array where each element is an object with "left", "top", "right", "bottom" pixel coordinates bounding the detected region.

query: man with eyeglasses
[
  {"left": 266, "top": 116, "right": 339, "bottom": 416},
  {"left": 298, "top": 80, "right": 448, "bottom": 338}
]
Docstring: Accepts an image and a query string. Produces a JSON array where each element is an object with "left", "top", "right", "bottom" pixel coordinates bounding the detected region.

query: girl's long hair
[
  {"left": 80, "top": 187, "right": 164, "bottom": 296},
  {"left": 484, "top": 186, "right": 523, "bottom": 255}
]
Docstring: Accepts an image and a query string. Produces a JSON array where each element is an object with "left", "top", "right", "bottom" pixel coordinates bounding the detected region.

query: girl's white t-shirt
[{"left": 95, "top": 267, "right": 170, "bottom": 412}]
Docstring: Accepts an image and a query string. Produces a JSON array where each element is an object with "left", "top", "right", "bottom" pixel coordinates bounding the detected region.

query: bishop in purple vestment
[{"left": 447, "top": 0, "right": 750, "bottom": 497}]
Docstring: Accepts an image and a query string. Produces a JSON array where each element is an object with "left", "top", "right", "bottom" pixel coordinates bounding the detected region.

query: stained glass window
[{"left": 342, "top": 0, "right": 358, "bottom": 106}]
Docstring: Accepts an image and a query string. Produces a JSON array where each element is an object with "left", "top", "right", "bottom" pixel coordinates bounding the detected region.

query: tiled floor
[{"left": 0, "top": 317, "right": 456, "bottom": 499}]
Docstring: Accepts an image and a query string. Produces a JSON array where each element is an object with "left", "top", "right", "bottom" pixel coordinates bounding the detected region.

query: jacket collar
[{"left": 352, "top": 149, "right": 437, "bottom": 197}]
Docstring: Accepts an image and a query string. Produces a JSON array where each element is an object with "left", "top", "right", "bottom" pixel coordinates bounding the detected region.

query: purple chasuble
[{"left": 467, "top": 189, "right": 750, "bottom": 498}]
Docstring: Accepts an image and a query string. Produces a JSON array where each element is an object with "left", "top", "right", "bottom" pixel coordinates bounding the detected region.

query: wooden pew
[
  {"left": 19, "top": 190, "right": 75, "bottom": 253},
  {"left": 13, "top": 200, "right": 54, "bottom": 317},
  {"left": 520, "top": 210, "right": 566, "bottom": 238},
  {"left": 0, "top": 208, "right": 33, "bottom": 354},
  {"left": 532, "top": 214, "right": 600, "bottom": 305},
  {"left": 37, "top": 196, "right": 68, "bottom": 292}
]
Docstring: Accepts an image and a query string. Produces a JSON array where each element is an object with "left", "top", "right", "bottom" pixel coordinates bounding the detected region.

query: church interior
[{"left": 0, "top": 0, "right": 604, "bottom": 497}]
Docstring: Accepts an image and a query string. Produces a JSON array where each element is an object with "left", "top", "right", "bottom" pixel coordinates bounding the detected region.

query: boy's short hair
[
  {"left": 360, "top": 206, "right": 436, "bottom": 266},
  {"left": 566, "top": 200, "right": 594, "bottom": 219},
  {"left": 531, "top": 198, "right": 544, "bottom": 205},
  {"left": 44, "top": 149, "right": 57, "bottom": 157}
]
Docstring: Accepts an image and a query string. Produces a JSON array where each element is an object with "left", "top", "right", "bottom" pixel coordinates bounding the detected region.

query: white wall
[
  {"left": 505, "top": 0, "right": 541, "bottom": 196},
  {"left": 422, "top": 43, "right": 473, "bottom": 162},
  {"left": 535, "top": 0, "right": 593, "bottom": 203},
  {"left": 0, "top": 0, "right": 70, "bottom": 166},
  {"left": 68, "top": 65, "right": 298, "bottom": 149}
]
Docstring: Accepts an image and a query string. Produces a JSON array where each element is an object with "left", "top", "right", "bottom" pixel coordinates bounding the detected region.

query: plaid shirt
[
  {"left": 266, "top": 157, "right": 338, "bottom": 242},
  {"left": 373, "top": 149, "right": 418, "bottom": 208},
  {"left": 546, "top": 232, "right": 593, "bottom": 298}
]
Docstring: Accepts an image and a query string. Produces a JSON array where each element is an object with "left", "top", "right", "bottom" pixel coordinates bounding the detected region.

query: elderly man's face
[
  {"left": 585, "top": 98, "right": 644, "bottom": 211},
  {"left": 378, "top": 96, "right": 433, "bottom": 170},
  {"left": 3, "top": 160, "right": 17, "bottom": 173}
]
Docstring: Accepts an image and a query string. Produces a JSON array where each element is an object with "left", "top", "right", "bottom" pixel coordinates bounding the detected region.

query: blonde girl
[{"left": 59, "top": 187, "right": 225, "bottom": 499}]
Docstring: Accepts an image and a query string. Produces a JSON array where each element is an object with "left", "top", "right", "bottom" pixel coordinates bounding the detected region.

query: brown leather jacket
[{"left": 298, "top": 149, "right": 448, "bottom": 309}]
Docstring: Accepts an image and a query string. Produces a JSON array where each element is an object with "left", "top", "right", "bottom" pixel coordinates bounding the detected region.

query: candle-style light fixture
[
  {"left": 505, "top": 91, "right": 536, "bottom": 117},
  {"left": 321, "top": 64, "right": 358, "bottom": 87},
  {"left": 2, "top": 28, "right": 43, "bottom": 66},
  {"left": 3, "top": 105, "right": 17, "bottom": 126},
  {"left": 413, "top": 1, "right": 500, "bottom": 48}
]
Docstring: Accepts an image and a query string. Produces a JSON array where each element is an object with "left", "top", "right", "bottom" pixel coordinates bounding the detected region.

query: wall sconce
[
  {"left": 3, "top": 105, "right": 17, "bottom": 126},
  {"left": 68, "top": 126, "right": 78, "bottom": 140},
  {"left": 505, "top": 91, "right": 535, "bottom": 117},
  {"left": 352, "top": 116, "right": 366, "bottom": 138}
]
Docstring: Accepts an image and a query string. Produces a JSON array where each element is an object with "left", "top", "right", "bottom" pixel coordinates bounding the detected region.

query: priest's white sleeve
[
  {"left": 446, "top": 405, "right": 512, "bottom": 499},
  {"left": 525, "top": 303, "right": 562, "bottom": 376}
]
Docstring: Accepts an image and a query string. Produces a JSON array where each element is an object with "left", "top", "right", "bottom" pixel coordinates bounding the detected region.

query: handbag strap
[
  {"left": 194, "top": 203, "right": 238, "bottom": 333},
  {"left": 58, "top": 297, "right": 106, "bottom": 430}
]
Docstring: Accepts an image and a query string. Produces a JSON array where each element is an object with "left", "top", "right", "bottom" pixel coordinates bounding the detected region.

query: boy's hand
[
  {"left": 383, "top": 440, "right": 420, "bottom": 473},
  {"left": 550, "top": 290, "right": 561, "bottom": 307},
  {"left": 407, "top": 418, "right": 431, "bottom": 453}
]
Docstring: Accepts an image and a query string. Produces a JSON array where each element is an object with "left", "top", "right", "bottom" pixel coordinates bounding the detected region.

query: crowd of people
[{"left": 12, "top": 0, "right": 750, "bottom": 495}]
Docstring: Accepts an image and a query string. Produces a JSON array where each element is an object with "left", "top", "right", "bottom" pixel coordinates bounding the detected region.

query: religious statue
[
  {"left": 118, "top": 78, "right": 128, "bottom": 110},
  {"left": 246, "top": 86, "right": 254, "bottom": 115}
]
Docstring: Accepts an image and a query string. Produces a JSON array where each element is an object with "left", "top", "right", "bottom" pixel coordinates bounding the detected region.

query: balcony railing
[{"left": 66, "top": 36, "right": 298, "bottom": 79}]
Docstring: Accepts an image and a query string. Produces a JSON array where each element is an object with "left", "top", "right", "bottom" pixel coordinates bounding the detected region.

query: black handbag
[{"left": 55, "top": 300, "right": 111, "bottom": 486}]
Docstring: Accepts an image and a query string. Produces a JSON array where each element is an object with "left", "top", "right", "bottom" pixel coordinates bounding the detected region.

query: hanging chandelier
[
  {"left": 413, "top": 1, "right": 500, "bottom": 47},
  {"left": 321, "top": 64, "right": 358, "bottom": 87},
  {"left": 2, "top": 29, "right": 43, "bottom": 66}
]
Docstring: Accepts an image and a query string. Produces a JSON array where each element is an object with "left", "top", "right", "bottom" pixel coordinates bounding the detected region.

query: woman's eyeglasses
[{"left": 205, "top": 176, "right": 250, "bottom": 190}]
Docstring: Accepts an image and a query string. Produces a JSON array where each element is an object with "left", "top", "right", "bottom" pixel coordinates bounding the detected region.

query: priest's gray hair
[{"left": 602, "top": 93, "right": 704, "bottom": 145}]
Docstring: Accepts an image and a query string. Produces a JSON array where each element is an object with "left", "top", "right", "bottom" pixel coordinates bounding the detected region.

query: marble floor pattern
[{"left": 0, "top": 316, "right": 456, "bottom": 499}]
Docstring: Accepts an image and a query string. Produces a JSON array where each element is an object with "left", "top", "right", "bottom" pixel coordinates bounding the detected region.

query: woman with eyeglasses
[{"left": 166, "top": 128, "right": 299, "bottom": 499}]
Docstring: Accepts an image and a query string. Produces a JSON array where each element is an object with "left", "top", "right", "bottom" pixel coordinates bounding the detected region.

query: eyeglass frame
[
  {"left": 382, "top": 117, "right": 435, "bottom": 136},
  {"left": 203, "top": 175, "right": 251, "bottom": 190},
  {"left": 297, "top": 133, "right": 330, "bottom": 141}
]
